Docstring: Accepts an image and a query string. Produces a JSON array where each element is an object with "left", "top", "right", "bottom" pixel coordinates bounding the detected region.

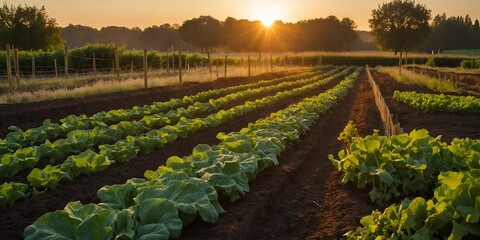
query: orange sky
[{"left": 6, "top": 0, "right": 480, "bottom": 30}]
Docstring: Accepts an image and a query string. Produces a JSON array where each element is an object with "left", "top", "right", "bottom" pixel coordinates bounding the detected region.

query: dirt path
[{"left": 180, "top": 70, "right": 382, "bottom": 239}]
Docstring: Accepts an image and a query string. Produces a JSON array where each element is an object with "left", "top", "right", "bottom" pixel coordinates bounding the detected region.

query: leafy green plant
[
  {"left": 346, "top": 170, "right": 480, "bottom": 239},
  {"left": 393, "top": 91, "right": 480, "bottom": 113},
  {"left": 337, "top": 120, "right": 360, "bottom": 145}
]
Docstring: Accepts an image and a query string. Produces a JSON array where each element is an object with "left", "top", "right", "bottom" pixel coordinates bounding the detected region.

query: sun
[
  {"left": 260, "top": 14, "right": 276, "bottom": 27},
  {"left": 253, "top": 4, "right": 282, "bottom": 28}
]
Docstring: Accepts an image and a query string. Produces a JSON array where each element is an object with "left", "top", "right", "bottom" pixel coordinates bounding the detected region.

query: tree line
[{"left": 424, "top": 14, "right": 480, "bottom": 52}]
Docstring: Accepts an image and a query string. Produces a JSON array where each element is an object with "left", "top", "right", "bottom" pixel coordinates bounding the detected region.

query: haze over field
[{"left": 6, "top": 0, "right": 480, "bottom": 30}]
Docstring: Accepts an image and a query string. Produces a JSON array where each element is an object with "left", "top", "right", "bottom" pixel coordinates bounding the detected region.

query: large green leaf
[
  {"left": 24, "top": 210, "right": 80, "bottom": 240},
  {"left": 134, "top": 198, "right": 183, "bottom": 239}
]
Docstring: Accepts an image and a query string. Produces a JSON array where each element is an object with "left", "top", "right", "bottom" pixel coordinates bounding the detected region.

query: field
[{"left": 0, "top": 65, "right": 479, "bottom": 239}]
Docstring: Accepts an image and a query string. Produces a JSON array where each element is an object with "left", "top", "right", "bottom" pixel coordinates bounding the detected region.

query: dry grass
[
  {"left": 407, "top": 64, "right": 480, "bottom": 75},
  {"left": 377, "top": 66, "right": 458, "bottom": 93},
  {"left": 0, "top": 66, "right": 308, "bottom": 104}
]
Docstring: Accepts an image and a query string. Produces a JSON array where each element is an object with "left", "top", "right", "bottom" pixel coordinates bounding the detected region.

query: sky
[{"left": 5, "top": 0, "right": 480, "bottom": 30}]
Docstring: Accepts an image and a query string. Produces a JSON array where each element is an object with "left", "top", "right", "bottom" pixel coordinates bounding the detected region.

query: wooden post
[
  {"left": 171, "top": 46, "right": 175, "bottom": 73},
  {"left": 166, "top": 53, "right": 170, "bottom": 74},
  {"left": 270, "top": 55, "right": 273, "bottom": 71},
  {"left": 399, "top": 51, "right": 403, "bottom": 75},
  {"left": 64, "top": 45, "right": 69, "bottom": 79},
  {"left": 224, "top": 55, "right": 227, "bottom": 79},
  {"left": 14, "top": 49, "right": 20, "bottom": 91},
  {"left": 5, "top": 44, "right": 13, "bottom": 95},
  {"left": 248, "top": 55, "right": 251, "bottom": 77},
  {"left": 302, "top": 56, "right": 304, "bottom": 67},
  {"left": 178, "top": 46, "right": 182, "bottom": 83},
  {"left": 114, "top": 44, "right": 120, "bottom": 81},
  {"left": 207, "top": 50, "right": 212, "bottom": 75},
  {"left": 92, "top": 54, "right": 96, "bottom": 79},
  {"left": 54, "top": 59, "right": 58, "bottom": 78},
  {"left": 472, "top": 52, "right": 475, "bottom": 69},
  {"left": 216, "top": 58, "right": 219, "bottom": 79},
  {"left": 130, "top": 60, "right": 134, "bottom": 77},
  {"left": 143, "top": 49, "right": 148, "bottom": 88},
  {"left": 31, "top": 53, "right": 36, "bottom": 79},
  {"left": 284, "top": 56, "right": 287, "bottom": 70}
]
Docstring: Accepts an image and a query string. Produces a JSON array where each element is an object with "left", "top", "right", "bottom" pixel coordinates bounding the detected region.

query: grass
[
  {"left": 377, "top": 66, "right": 458, "bottom": 93},
  {"left": 442, "top": 49, "right": 480, "bottom": 56},
  {"left": 406, "top": 64, "right": 480, "bottom": 75},
  {"left": 0, "top": 65, "right": 308, "bottom": 104}
]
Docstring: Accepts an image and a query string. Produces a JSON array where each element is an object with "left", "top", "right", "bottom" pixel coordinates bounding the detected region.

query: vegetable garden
[{"left": 0, "top": 63, "right": 478, "bottom": 239}]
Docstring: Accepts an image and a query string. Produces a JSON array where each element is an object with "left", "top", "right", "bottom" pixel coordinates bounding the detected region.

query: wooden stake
[
  {"left": 207, "top": 50, "right": 212, "bottom": 75},
  {"left": 64, "top": 45, "right": 69, "bottom": 79},
  {"left": 14, "top": 49, "right": 20, "bottom": 91},
  {"left": 248, "top": 55, "right": 251, "bottom": 77},
  {"left": 270, "top": 55, "right": 273, "bottom": 71},
  {"left": 144, "top": 49, "right": 148, "bottom": 88},
  {"left": 171, "top": 46, "right": 175, "bottom": 73},
  {"left": 32, "top": 53, "right": 36, "bottom": 79},
  {"left": 178, "top": 46, "right": 182, "bottom": 83},
  {"left": 92, "top": 54, "right": 96, "bottom": 78},
  {"left": 472, "top": 52, "right": 474, "bottom": 69},
  {"left": 54, "top": 59, "right": 58, "bottom": 78},
  {"left": 114, "top": 44, "right": 120, "bottom": 81},
  {"left": 166, "top": 53, "right": 170, "bottom": 74},
  {"left": 5, "top": 44, "right": 13, "bottom": 95},
  {"left": 216, "top": 58, "right": 219, "bottom": 79},
  {"left": 224, "top": 55, "right": 227, "bottom": 79}
]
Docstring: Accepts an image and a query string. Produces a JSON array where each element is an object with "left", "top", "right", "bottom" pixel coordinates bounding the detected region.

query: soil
[
  {"left": 407, "top": 66, "right": 480, "bottom": 95},
  {"left": 371, "top": 70, "right": 480, "bottom": 142},
  {"left": 0, "top": 68, "right": 476, "bottom": 240}
]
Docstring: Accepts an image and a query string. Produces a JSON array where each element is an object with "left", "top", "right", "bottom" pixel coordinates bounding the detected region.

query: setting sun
[{"left": 253, "top": 3, "right": 283, "bottom": 27}]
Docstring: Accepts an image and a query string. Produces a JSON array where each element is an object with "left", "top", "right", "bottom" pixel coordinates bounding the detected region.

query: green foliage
[
  {"left": 337, "top": 120, "right": 360, "bottom": 145},
  {"left": 0, "top": 3, "right": 62, "bottom": 50},
  {"left": 329, "top": 129, "right": 477, "bottom": 206},
  {"left": 460, "top": 59, "right": 480, "bottom": 69},
  {"left": 347, "top": 170, "right": 480, "bottom": 239},
  {"left": 0, "top": 182, "right": 28, "bottom": 208},
  {"left": 393, "top": 91, "right": 480, "bottom": 113},
  {"left": 24, "top": 66, "right": 363, "bottom": 239},
  {"left": 369, "top": 0, "right": 431, "bottom": 53}
]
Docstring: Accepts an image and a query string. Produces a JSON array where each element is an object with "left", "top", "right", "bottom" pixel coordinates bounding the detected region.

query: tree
[
  {"left": 178, "top": 16, "right": 222, "bottom": 73},
  {"left": 0, "top": 3, "right": 62, "bottom": 50},
  {"left": 369, "top": 0, "right": 431, "bottom": 73}
]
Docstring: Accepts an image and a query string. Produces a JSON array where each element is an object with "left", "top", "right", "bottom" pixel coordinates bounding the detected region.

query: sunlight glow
[{"left": 253, "top": 3, "right": 283, "bottom": 28}]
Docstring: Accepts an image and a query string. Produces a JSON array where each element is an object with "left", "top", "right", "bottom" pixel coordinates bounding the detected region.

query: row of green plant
[
  {"left": 330, "top": 124, "right": 480, "bottom": 238},
  {"left": 23, "top": 64, "right": 361, "bottom": 240},
  {"left": 0, "top": 66, "right": 327, "bottom": 155},
  {"left": 393, "top": 91, "right": 480, "bottom": 113},
  {"left": 1, "top": 67, "right": 358, "bottom": 208},
  {"left": 0, "top": 66, "right": 345, "bottom": 181}
]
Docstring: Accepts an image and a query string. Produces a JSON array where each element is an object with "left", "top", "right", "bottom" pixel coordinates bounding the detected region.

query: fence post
[
  {"left": 114, "top": 44, "right": 120, "bottom": 81},
  {"left": 144, "top": 49, "right": 148, "bottom": 88},
  {"left": 216, "top": 58, "right": 219, "bottom": 79},
  {"left": 166, "top": 53, "right": 170, "bottom": 74},
  {"left": 14, "top": 49, "right": 20, "bottom": 91},
  {"left": 171, "top": 45, "right": 175, "bottom": 73},
  {"left": 32, "top": 53, "right": 36, "bottom": 79},
  {"left": 64, "top": 45, "right": 69, "bottom": 79},
  {"left": 248, "top": 55, "right": 251, "bottom": 77},
  {"left": 270, "top": 55, "right": 273, "bottom": 71},
  {"left": 472, "top": 52, "right": 474, "bottom": 69},
  {"left": 130, "top": 60, "right": 134, "bottom": 77},
  {"left": 92, "top": 54, "right": 96, "bottom": 79},
  {"left": 207, "top": 50, "right": 212, "bottom": 75},
  {"left": 5, "top": 44, "right": 13, "bottom": 95},
  {"left": 178, "top": 46, "right": 182, "bottom": 83},
  {"left": 224, "top": 55, "right": 227, "bottom": 79},
  {"left": 54, "top": 59, "right": 58, "bottom": 78}
]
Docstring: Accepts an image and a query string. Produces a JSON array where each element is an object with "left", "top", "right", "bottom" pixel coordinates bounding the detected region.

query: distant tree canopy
[
  {"left": 369, "top": 0, "right": 431, "bottom": 54},
  {"left": 178, "top": 16, "right": 222, "bottom": 52},
  {"left": 61, "top": 15, "right": 360, "bottom": 53},
  {"left": 0, "top": 3, "right": 62, "bottom": 50},
  {"left": 424, "top": 14, "right": 480, "bottom": 52}
]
